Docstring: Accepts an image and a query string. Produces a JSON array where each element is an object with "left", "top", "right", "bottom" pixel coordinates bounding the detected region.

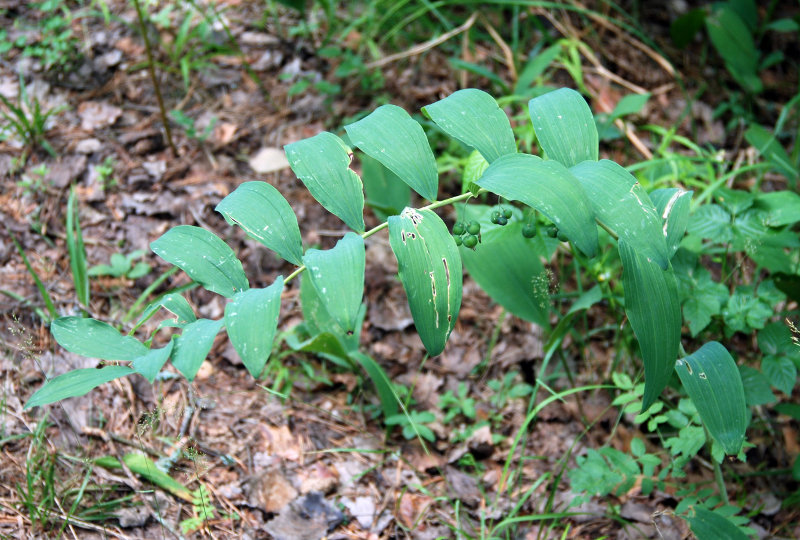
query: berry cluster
[
  {"left": 490, "top": 207, "right": 513, "bottom": 226},
  {"left": 545, "top": 225, "right": 568, "bottom": 242},
  {"left": 452, "top": 220, "right": 480, "bottom": 248}
]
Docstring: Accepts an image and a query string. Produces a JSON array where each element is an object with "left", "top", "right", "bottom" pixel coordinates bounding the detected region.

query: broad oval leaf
[
  {"left": 422, "top": 88, "right": 516, "bottom": 163},
  {"left": 224, "top": 276, "right": 284, "bottom": 378},
  {"left": 52, "top": 317, "right": 148, "bottom": 360},
  {"left": 302, "top": 233, "right": 365, "bottom": 334},
  {"left": 171, "top": 318, "right": 225, "bottom": 381},
  {"left": 676, "top": 342, "right": 748, "bottom": 455},
  {"left": 685, "top": 507, "right": 749, "bottom": 540},
  {"left": 299, "top": 273, "right": 364, "bottom": 353},
  {"left": 649, "top": 187, "right": 693, "bottom": 258},
  {"left": 528, "top": 88, "right": 598, "bottom": 167},
  {"left": 25, "top": 366, "right": 134, "bottom": 409},
  {"left": 151, "top": 226, "right": 248, "bottom": 298},
  {"left": 132, "top": 341, "right": 174, "bottom": 384},
  {"left": 345, "top": 104, "right": 439, "bottom": 201},
  {"left": 285, "top": 132, "right": 366, "bottom": 232},
  {"left": 619, "top": 240, "right": 681, "bottom": 411},
  {"left": 388, "top": 208, "right": 462, "bottom": 356},
  {"left": 458, "top": 205, "right": 556, "bottom": 326},
  {"left": 476, "top": 153, "right": 598, "bottom": 257},
  {"left": 360, "top": 152, "right": 410, "bottom": 221},
  {"left": 215, "top": 181, "right": 304, "bottom": 265},
  {"left": 571, "top": 160, "right": 669, "bottom": 269}
]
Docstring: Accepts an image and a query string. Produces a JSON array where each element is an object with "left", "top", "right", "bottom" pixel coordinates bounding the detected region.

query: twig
[
  {"left": 482, "top": 18, "right": 517, "bottom": 83},
  {"left": 366, "top": 12, "right": 478, "bottom": 69},
  {"left": 132, "top": 0, "right": 177, "bottom": 157}
]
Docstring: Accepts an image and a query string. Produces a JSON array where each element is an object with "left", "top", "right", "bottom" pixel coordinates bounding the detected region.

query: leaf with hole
[
  {"left": 571, "top": 160, "right": 668, "bottom": 269},
  {"left": 389, "top": 208, "right": 462, "bottom": 356},
  {"left": 151, "top": 225, "right": 248, "bottom": 298},
  {"left": 528, "top": 88, "right": 598, "bottom": 167},
  {"left": 52, "top": 317, "right": 148, "bottom": 361},
  {"left": 285, "top": 132, "right": 365, "bottom": 232},
  {"left": 476, "top": 153, "right": 597, "bottom": 257},
  {"left": 215, "top": 181, "right": 304, "bottom": 266},
  {"left": 676, "top": 342, "right": 748, "bottom": 455},
  {"left": 423, "top": 88, "right": 516, "bottom": 163},
  {"left": 24, "top": 366, "right": 134, "bottom": 409},
  {"left": 650, "top": 188, "right": 693, "bottom": 258},
  {"left": 171, "top": 318, "right": 224, "bottom": 381},
  {"left": 302, "top": 233, "right": 365, "bottom": 334},
  {"left": 619, "top": 240, "right": 681, "bottom": 411},
  {"left": 345, "top": 104, "right": 438, "bottom": 200},
  {"left": 225, "top": 277, "right": 284, "bottom": 378}
]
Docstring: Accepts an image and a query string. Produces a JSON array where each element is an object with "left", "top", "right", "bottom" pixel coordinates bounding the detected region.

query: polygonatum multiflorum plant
[{"left": 25, "top": 88, "right": 748, "bottom": 457}]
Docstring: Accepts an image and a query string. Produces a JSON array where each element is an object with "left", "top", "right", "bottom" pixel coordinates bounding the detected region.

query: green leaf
[
  {"left": 284, "top": 327, "right": 350, "bottom": 362},
  {"left": 684, "top": 507, "right": 749, "bottom": 540},
  {"left": 608, "top": 93, "right": 650, "bottom": 121},
  {"left": 762, "top": 355, "right": 797, "bottom": 395},
  {"left": 515, "top": 43, "right": 561, "bottom": 94},
  {"left": 754, "top": 190, "right": 800, "bottom": 226},
  {"left": 722, "top": 289, "right": 772, "bottom": 333},
  {"left": 758, "top": 322, "right": 800, "bottom": 359},
  {"left": 299, "top": 274, "right": 362, "bottom": 353},
  {"left": 739, "top": 365, "right": 776, "bottom": 406},
  {"left": 458, "top": 205, "right": 555, "bottom": 326},
  {"left": 171, "top": 318, "right": 224, "bottom": 381},
  {"left": 671, "top": 8, "right": 706, "bottom": 48},
  {"left": 285, "top": 132, "right": 365, "bottom": 232},
  {"left": 214, "top": 181, "right": 304, "bottom": 266},
  {"left": 706, "top": 5, "right": 762, "bottom": 93},
  {"left": 350, "top": 351, "right": 398, "bottom": 420},
  {"left": 24, "top": 366, "right": 134, "bottom": 409},
  {"left": 619, "top": 240, "right": 681, "bottom": 411},
  {"left": 132, "top": 341, "right": 174, "bottom": 384},
  {"left": 388, "top": 208, "right": 462, "bottom": 356},
  {"left": 225, "top": 277, "right": 284, "bottom": 378},
  {"left": 716, "top": 187, "right": 755, "bottom": 215},
  {"left": 676, "top": 342, "right": 748, "bottom": 455},
  {"left": 687, "top": 204, "right": 733, "bottom": 243},
  {"left": 476, "top": 153, "right": 598, "bottom": 258},
  {"left": 95, "top": 453, "right": 193, "bottom": 503},
  {"left": 151, "top": 226, "right": 248, "bottom": 298},
  {"left": 649, "top": 188, "right": 693, "bottom": 258},
  {"left": 528, "top": 88, "right": 598, "bottom": 167},
  {"left": 302, "top": 233, "right": 365, "bottom": 334},
  {"left": 462, "top": 149, "right": 489, "bottom": 195},
  {"left": 360, "top": 152, "right": 410, "bottom": 221},
  {"left": 747, "top": 124, "right": 799, "bottom": 184},
  {"left": 52, "top": 317, "right": 148, "bottom": 361},
  {"left": 571, "top": 160, "right": 668, "bottom": 269},
  {"left": 422, "top": 88, "right": 516, "bottom": 163},
  {"left": 674, "top": 261, "right": 727, "bottom": 337},
  {"left": 345, "top": 104, "right": 438, "bottom": 200}
]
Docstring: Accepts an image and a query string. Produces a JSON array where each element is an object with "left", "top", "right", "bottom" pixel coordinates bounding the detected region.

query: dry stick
[
  {"left": 483, "top": 18, "right": 517, "bottom": 84},
  {"left": 132, "top": 0, "right": 177, "bottom": 158},
  {"left": 365, "top": 12, "right": 478, "bottom": 69}
]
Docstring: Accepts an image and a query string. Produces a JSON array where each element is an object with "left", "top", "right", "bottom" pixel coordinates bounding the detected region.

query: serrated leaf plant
[{"left": 27, "top": 87, "right": 752, "bottom": 461}]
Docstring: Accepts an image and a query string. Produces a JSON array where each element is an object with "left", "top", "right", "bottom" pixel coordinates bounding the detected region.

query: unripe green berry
[
  {"left": 467, "top": 221, "right": 481, "bottom": 235},
  {"left": 557, "top": 230, "right": 569, "bottom": 242},
  {"left": 547, "top": 226, "right": 558, "bottom": 238},
  {"left": 522, "top": 223, "right": 537, "bottom": 238},
  {"left": 490, "top": 211, "right": 500, "bottom": 224},
  {"left": 463, "top": 234, "right": 478, "bottom": 248},
  {"left": 503, "top": 208, "right": 512, "bottom": 219},
  {"left": 454, "top": 235, "right": 463, "bottom": 246},
  {"left": 452, "top": 221, "right": 465, "bottom": 235},
  {"left": 496, "top": 216, "right": 508, "bottom": 226}
]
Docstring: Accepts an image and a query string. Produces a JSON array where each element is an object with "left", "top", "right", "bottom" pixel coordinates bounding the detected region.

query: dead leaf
[
  {"left": 397, "top": 493, "right": 433, "bottom": 530},
  {"left": 298, "top": 461, "right": 339, "bottom": 494},
  {"left": 264, "top": 492, "right": 344, "bottom": 540},
  {"left": 78, "top": 101, "right": 122, "bottom": 131},
  {"left": 248, "top": 147, "right": 289, "bottom": 173},
  {"left": 245, "top": 469, "right": 298, "bottom": 513}
]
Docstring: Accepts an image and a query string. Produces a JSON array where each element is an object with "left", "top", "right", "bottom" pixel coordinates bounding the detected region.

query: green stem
[
  {"left": 706, "top": 424, "right": 730, "bottom": 504},
  {"left": 132, "top": 0, "right": 177, "bottom": 157},
  {"left": 284, "top": 190, "right": 482, "bottom": 285}
]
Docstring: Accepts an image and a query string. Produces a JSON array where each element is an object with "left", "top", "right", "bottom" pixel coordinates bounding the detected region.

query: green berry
[
  {"left": 496, "top": 216, "right": 508, "bottom": 226},
  {"left": 503, "top": 208, "right": 512, "bottom": 219},
  {"left": 463, "top": 234, "right": 478, "bottom": 248},
  {"left": 557, "top": 230, "right": 569, "bottom": 242},
  {"left": 522, "top": 223, "right": 537, "bottom": 238},
  {"left": 467, "top": 221, "right": 481, "bottom": 235},
  {"left": 454, "top": 235, "right": 463, "bottom": 246},
  {"left": 452, "top": 221, "right": 465, "bottom": 235},
  {"left": 547, "top": 226, "right": 558, "bottom": 238},
  {"left": 490, "top": 211, "right": 500, "bottom": 224}
]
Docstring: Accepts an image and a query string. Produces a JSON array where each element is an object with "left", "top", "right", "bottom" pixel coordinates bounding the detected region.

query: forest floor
[{"left": 1, "top": 1, "right": 799, "bottom": 539}]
